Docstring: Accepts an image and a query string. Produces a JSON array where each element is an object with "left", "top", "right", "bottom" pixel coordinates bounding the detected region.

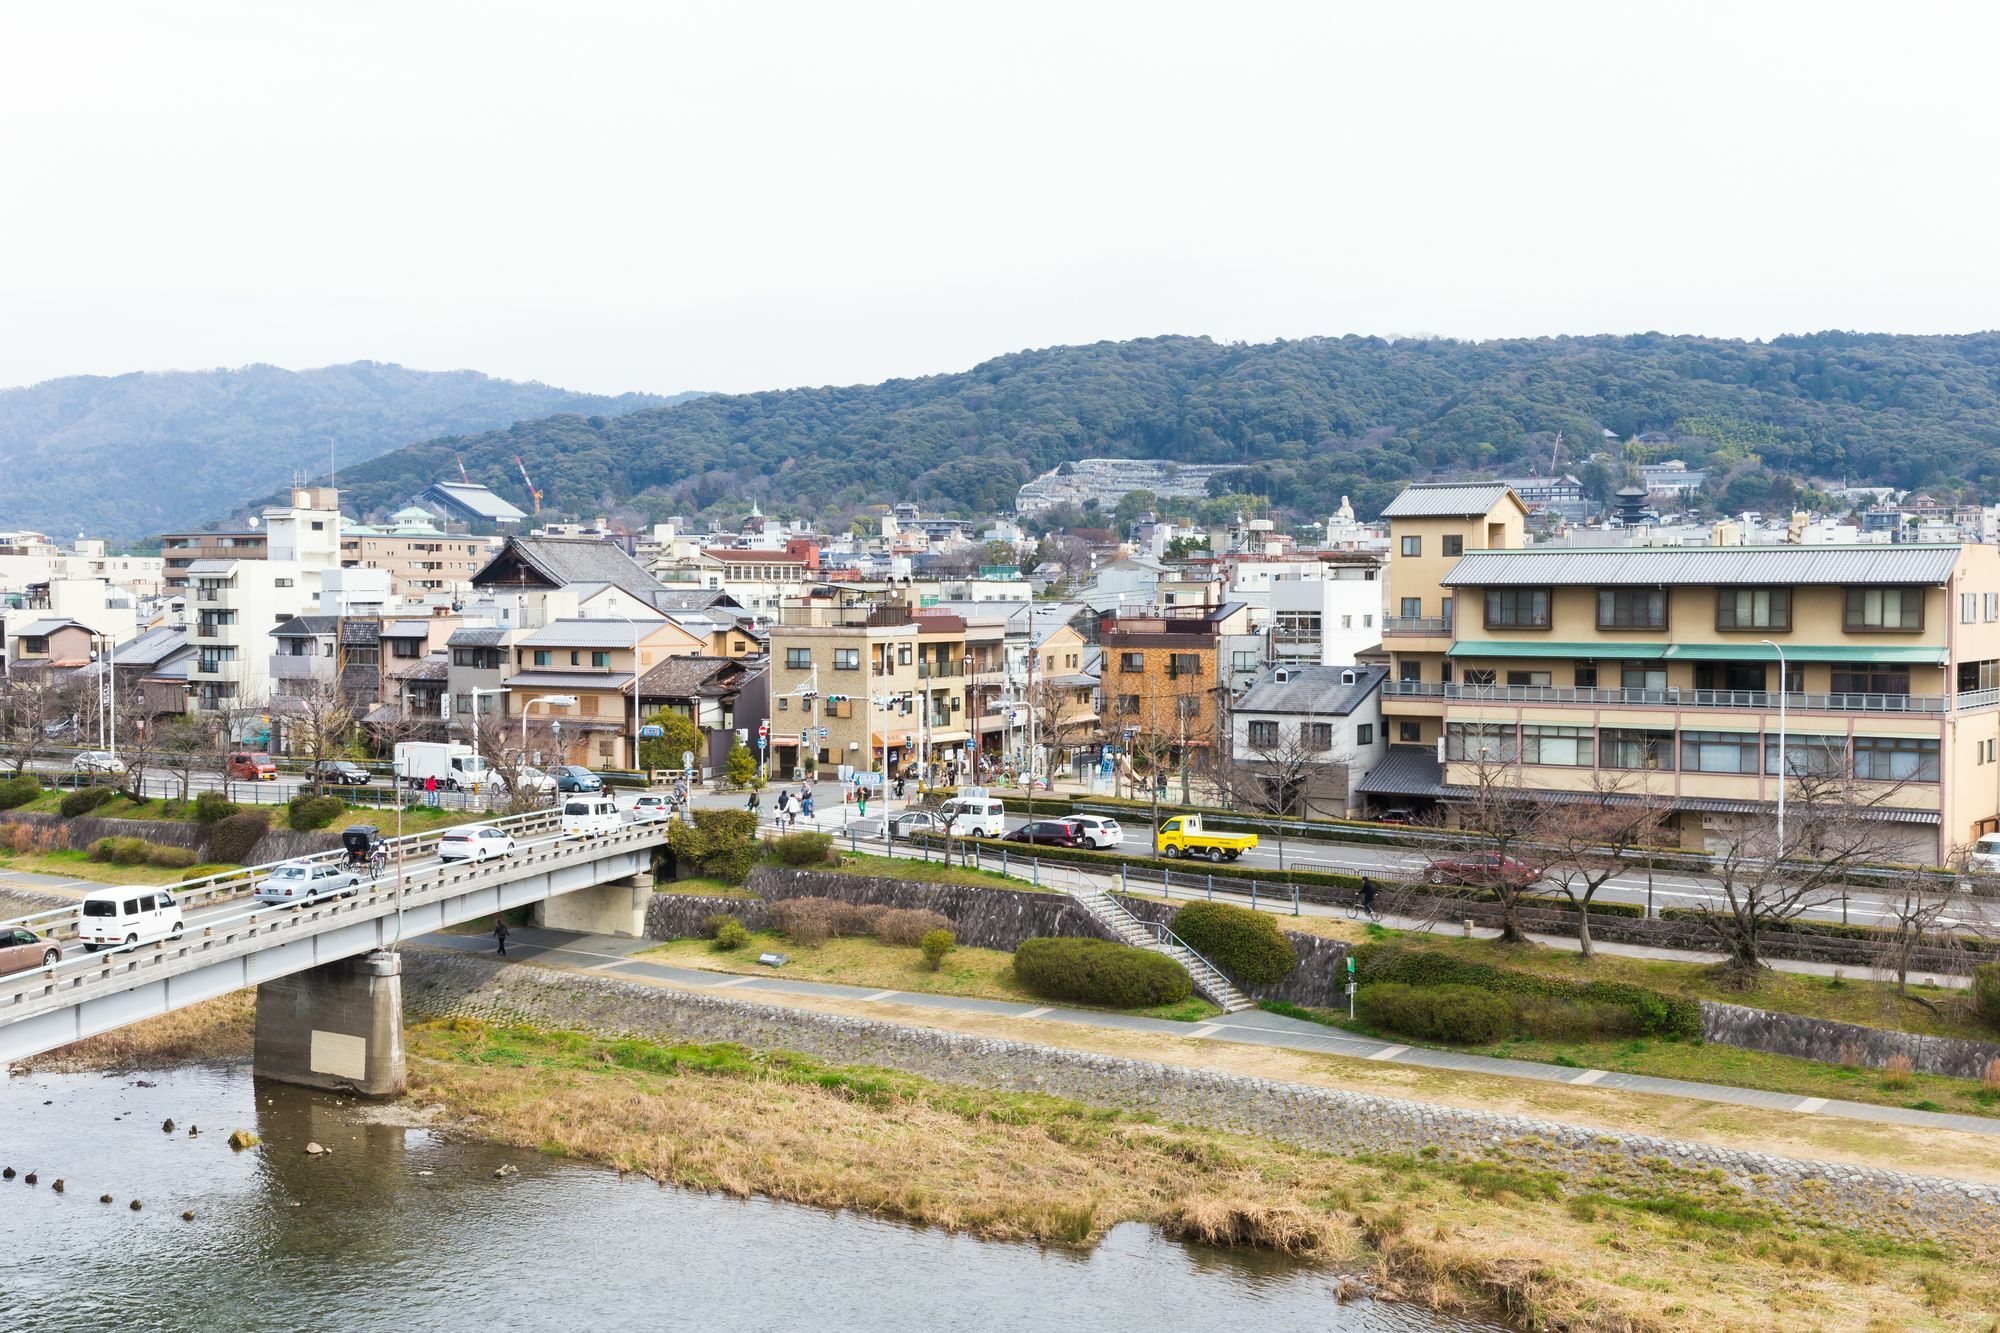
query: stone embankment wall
[
  {"left": 1111, "top": 894, "right": 1353, "bottom": 1008},
  {"left": 401, "top": 948, "right": 2000, "bottom": 1249},
  {"left": 1702, "top": 1002, "right": 2000, "bottom": 1082},
  {"left": 1, "top": 811, "right": 339, "bottom": 869}
]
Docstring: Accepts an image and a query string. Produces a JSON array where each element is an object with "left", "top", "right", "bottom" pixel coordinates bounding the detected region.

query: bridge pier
[
  {"left": 253, "top": 949, "right": 406, "bottom": 1098},
  {"left": 532, "top": 870, "right": 652, "bottom": 938}
]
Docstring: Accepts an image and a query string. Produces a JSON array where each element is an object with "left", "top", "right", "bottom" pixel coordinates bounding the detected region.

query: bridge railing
[{"left": 0, "top": 807, "right": 566, "bottom": 938}]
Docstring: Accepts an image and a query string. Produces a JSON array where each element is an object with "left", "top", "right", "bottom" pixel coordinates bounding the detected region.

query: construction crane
[
  {"left": 515, "top": 454, "right": 544, "bottom": 514},
  {"left": 455, "top": 453, "right": 471, "bottom": 484}
]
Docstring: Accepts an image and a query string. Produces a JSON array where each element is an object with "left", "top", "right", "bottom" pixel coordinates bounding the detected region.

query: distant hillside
[
  {"left": 319, "top": 332, "right": 2000, "bottom": 527},
  {"left": 0, "top": 362, "right": 681, "bottom": 539}
]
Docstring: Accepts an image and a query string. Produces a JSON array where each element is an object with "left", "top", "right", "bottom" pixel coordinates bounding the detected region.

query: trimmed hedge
[
  {"left": 767, "top": 831, "right": 836, "bottom": 866},
  {"left": 192, "top": 790, "right": 239, "bottom": 824},
  {"left": 1660, "top": 906, "right": 1998, "bottom": 955},
  {"left": 59, "top": 785, "right": 116, "bottom": 818},
  {"left": 206, "top": 810, "right": 271, "bottom": 865},
  {"left": 1169, "top": 901, "right": 1298, "bottom": 986},
  {"left": 0, "top": 775, "right": 41, "bottom": 810},
  {"left": 1354, "top": 943, "right": 1700, "bottom": 1039},
  {"left": 1356, "top": 982, "right": 1513, "bottom": 1044},
  {"left": 1014, "top": 937, "right": 1192, "bottom": 1008},
  {"left": 287, "top": 794, "right": 345, "bottom": 831},
  {"left": 1975, "top": 963, "right": 2000, "bottom": 1032}
]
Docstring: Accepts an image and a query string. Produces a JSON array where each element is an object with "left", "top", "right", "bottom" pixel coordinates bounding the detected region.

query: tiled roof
[
  {"left": 1234, "top": 663, "right": 1388, "bottom": 717},
  {"left": 1439, "top": 544, "right": 1961, "bottom": 588},
  {"left": 447, "top": 626, "right": 508, "bottom": 648},
  {"left": 1380, "top": 483, "right": 1520, "bottom": 518},
  {"left": 520, "top": 618, "right": 656, "bottom": 647},
  {"left": 271, "top": 616, "right": 338, "bottom": 638},
  {"left": 1354, "top": 745, "right": 1447, "bottom": 797},
  {"left": 635, "top": 655, "right": 745, "bottom": 699},
  {"left": 472, "top": 536, "right": 666, "bottom": 603}
]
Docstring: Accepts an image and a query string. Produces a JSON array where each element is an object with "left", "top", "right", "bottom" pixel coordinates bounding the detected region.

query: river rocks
[
  {"left": 161, "top": 1118, "right": 175, "bottom": 1133},
  {"left": 306, "top": 1142, "right": 326, "bottom": 1156},
  {"left": 50, "top": 1179, "right": 63, "bottom": 1193},
  {"left": 227, "top": 1130, "right": 259, "bottom": 1151},
  {"left": 129, "top": 1199, "right": 142, "bottom": 1211},
  {"left": 492, "top": 1164, "right": 519, "bottom": 1178},
  {"left": 99, "top": 1194, "right": 113, "bottom": 1204}
]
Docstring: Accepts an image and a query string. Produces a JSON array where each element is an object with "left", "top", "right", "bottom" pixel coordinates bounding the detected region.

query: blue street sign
[
  {"left": 638, "top": 724, "right": 664, "bottom": 739},
  {"left": 817, "top": 726, "right": 828, "bottom": 739}
]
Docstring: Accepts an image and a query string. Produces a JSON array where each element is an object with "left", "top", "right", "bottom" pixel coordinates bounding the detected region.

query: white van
[
  {"left": 937, "top": 796, "right": 1006, "bottom": 838},
  {"left": 560, "top": 796, "right": 622, "bottom": 839},
  {"left": 79, "top": 887, "right": 184, "bottom": 951}
]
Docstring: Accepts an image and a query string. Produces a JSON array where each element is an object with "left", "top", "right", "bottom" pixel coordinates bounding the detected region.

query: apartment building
[
  {"left": 339, "top": 525, "right": 502, "bottom": 604},
  {"left": 1365, "top": 482, "right": 2000, "bottom": 862},
  {"left": 1232, "top": 663, "right": 1388, "bottom": 817},
  {"left": 1098, "top": 602, "right": 1252, "bottom": 763},
  {"left": 765, "top": 602, "right": 970, "bottom": 780},
  {"left": 160, "top": 530, "right": 267, "bottom": 591},
  {"left": 505, "top": 618, "right": 702, "bottom": 769}
]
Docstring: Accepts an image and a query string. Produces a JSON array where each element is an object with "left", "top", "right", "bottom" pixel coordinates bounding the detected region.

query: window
[
  {"left": 1440, "top": 596, "right": 1452, "bottom": 624},
  {"left": 1176, "top": 696, "right": 1201, "bottom": 718},
  {"left": 1462, "top": 668, "right": 1495, "bottom": 686},
  {"left": 1765, "top": 734, "right": 1847, "bottom": 778},
  {"left": 1398, "top": 721, "right": 1422, "bottom": 742},
  {"left": 1355, "top": 723, "right": 1374, "bottom": 746},
  {"left": 1248, "top": 720, "right": 1279, "bottom": 747},
  {"left": 1401, "top": 535, "right": 1421, "bottom": 557},
  {"left": 1601, "top": 728, "right": 1673, "bottom": 770},
  {"left": 1521, "top": 724, "right": 1593, "bottom": 766},
  {"left": 1718, "top": 588, "right": 1791, "bottom": 631},
  {"left": 1443, "top": 535, "right": 1463, "bottom": 557},
  {"left": 1853, "top": 735, "right": 1940, "bottom": 782},
  {"left": 1844, "top": 587, "right": 1923, "bottom": 630},
  {"left": 1399, "top": 597, "right": 1422, "bottom": 618},
  {"left": 785, "top": 648, "right": 811, "bottom": 670},
  {"left": 1574, "top": 664, "right": 1598, "bottom": 689},
  {"left": 833, "top": 648, "right": 860, "bottom": 671},
  {"left": 777, "top": 697, "right": 789, "bottom": 711},
  {"left": 591, "top": 651, "right": 611, "bottom": 668},
  {"left": 1341, "top": 615, "right": 1352, "bottom": 629},
  {"left": 21, "top": 636, "right": 46, "bottom": 655},
  {"left": 1504, "top": 670, "right": 1551, "bottom": 687},
  {"left": 1446, "top": 722, "right": 1517, "bottom": 763},
  {"left": 1830, "top": 663, "right": 1910, "bottom": 696},
  {"left": 1986, "top": 593, "right": 1999, "bottom": 623},
  {"left": 1362, "top": 614, "right": 1373, "bottom": 628},
  {"left": 1167, "top": 652, "right": 1201, "bottom": 678},
  {"left": 1484, "top": 587, "right": 1551, "bottom": 628},
  {"left": 1694, "top": 662, "right": 1767, "bottom": 693},
  {"left": 1117, "top": 694, "right": 1140, "bottom": 715},
  {"left": 580, "top": 695, "right": 599, "bottom": 715},
  {"left": 531, "top": 650, "right": 551, "bottom": 667},
  {"left": 1621, "top": 663, "right": 1666, "bottom": 692},
  {"left": 567, "top": 650, "right": 581, "bottom": 666},
  {"left": 1962, "top": 592, "right": 1977, "bottom": 625},
  {"left": 1120, "top": 652, "right": 1143, "bottom": 673},
  {"left": 1232, "top": 650, "right": 1258, "bottom": 671},
  {"left": 1308, "top": 723, "right": 1334, "bottom": 749},
  {"left": 1681, "top": 730, "right": 1761, "bottom": 774},
  {"left": 1597, "top": 588, "right": 1668, "bottom": 630},
  {"left": 1398, "top": 660, "right": 1422, "bottom": 683},
  {"left": 898, "top": 644, "right": 912, "bottom": 666}
]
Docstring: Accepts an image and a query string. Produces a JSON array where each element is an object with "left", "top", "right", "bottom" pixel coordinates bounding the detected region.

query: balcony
[
  {"left": 917, "top": 660, "right": 965, "bottom": 679},
  {"left": 1384, "top": 616, "right": 1450, "bottom": 635},
  {"left": 1406, "top": 682, "right": 1952, "bottom": 714}
]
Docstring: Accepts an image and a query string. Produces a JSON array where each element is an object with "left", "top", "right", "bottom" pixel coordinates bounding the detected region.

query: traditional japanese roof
[{"left": 1380, "top": 483, "right": 1523, "bottom": 519}]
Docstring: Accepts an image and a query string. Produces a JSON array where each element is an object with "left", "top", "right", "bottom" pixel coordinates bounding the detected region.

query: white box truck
[{"left": 394, "top": 741, "right": 490, "bottom": 792}]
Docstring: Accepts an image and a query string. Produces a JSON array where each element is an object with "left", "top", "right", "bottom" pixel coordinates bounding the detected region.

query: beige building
[
  {"left": 505, "top": 618, "right": 705, "bottom": 769},
  {"left": 1366, "top": 482, "right": 2000, "bottom": 863},
  {"left": 766, "top": 601, "right": 969, "bottom": 780},
  {"left": 340, "top": 524, "right": 502, "bottom": 604}
]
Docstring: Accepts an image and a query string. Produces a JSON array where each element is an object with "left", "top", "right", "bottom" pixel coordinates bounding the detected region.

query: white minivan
[
  {"left": 937, "top": 796, "right": 1006, "bottom": 838},
  {"left": 79, "top": 887, "right": 184, "bottom": 951},
  {"left": 561, "top": 796, "right": 623, "bottom": 839}
]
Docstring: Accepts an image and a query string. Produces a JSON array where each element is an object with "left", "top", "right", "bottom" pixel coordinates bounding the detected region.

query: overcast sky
[{"left": 3, "top": 1, "right": 1995, "bottom": 397}]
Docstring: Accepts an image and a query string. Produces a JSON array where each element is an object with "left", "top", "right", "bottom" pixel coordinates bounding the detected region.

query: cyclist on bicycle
[
  {"left": 369, "top": 842, "right": 388, "bottom": 881},
  {"left": 1360, "top": 875, "right": 1378, "bottom": 920}
]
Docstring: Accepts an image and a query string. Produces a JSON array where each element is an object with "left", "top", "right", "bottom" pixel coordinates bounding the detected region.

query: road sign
[
  {"left": 758, "top": 721, "right": 769, "bottom": 740},
  {"left": 854, "top": 771, "right": 883, "bottom": 787},
  {"left": 817, "top": 726, "right": 828, "bottom": 740},
  {"left": 681, "top": 750, "right": 695, "bottom": 770},
  {"left": 639, "top": 724, "right": 664, "bottom": 739}
]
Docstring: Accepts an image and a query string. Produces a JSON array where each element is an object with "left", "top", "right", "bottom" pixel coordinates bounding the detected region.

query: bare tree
[
  {"left": 0, "top": 666, "right": 83, "bottom": 775},
  {"left": 110, "top": 676, "right": 166, "bottom": 798},
  {"left": 1229, "top": 713, "right": 1347, "bottom": 871},
  {"left": 1532, "top": 774, "right": 1672, "bottom": 959},
  {"left": 1873, "top": 855, "right": 1986, "bottom": 997},
  {"left": 156, "top": 714, "right": 219, "bottom": 800},
  {"left": 469, "top": 711, "right": 560, "bottom": 814},
  {"left": 283, "top": 679, "right": 358, "bottom": 794},
  {"left": 1437, "top": 724, "right": 1545, "bottom": 944}
]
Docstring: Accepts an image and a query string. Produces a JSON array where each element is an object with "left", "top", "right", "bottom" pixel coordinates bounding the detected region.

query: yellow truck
[{"left": 1154, "top": 814, "right": 1259, "bottom": 863}]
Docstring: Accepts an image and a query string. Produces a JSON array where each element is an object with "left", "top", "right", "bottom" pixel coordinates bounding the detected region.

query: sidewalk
[{"left": 419, "top": 925, "right": 2000, "bottom": 1138}]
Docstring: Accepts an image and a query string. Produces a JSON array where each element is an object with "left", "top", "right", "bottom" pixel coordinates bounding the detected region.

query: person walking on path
[
  {"left": 856, "top": 787, "right": 869, "bottom": 820},
  {"left": 746, "top": 788, "right": 761, "bottom": 816},
  {"left": 494, "top": 918, "right": 510, "bottom": 956},
  {"left": 801, "top": 790, "right": 815, "bottom": 822}
]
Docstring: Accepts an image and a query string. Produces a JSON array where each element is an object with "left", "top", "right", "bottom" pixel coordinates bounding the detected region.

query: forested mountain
[
  {"left": 0, "top": 362, "right": 678, "bottom": 539},
  {"left": 298, "top": 332, "right": 2000, "bottom": 528}
]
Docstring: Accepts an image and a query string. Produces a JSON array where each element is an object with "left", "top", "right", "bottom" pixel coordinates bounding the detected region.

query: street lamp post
[
  {"left": 521, "top": 694, "right": 579, "bottom": 763},
  {"left": 1762, "top": 639, "right": 1787, "bottom": 859}
]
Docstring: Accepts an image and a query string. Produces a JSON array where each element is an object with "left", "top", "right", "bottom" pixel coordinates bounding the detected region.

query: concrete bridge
[{"left": 0, "top": 814, "right": 672, "bottom": 1095}]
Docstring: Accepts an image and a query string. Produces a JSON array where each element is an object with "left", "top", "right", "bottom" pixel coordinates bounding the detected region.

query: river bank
[{"left": 35, "top": 974, "right": 2000, "bottom": 1332}]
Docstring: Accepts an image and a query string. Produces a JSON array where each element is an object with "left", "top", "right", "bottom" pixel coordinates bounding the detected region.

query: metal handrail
[
  {"left": 1384, "top": 616, "right": 1450, "bottom": 634},
  {"left": 1434, "top": 683, "right": 1947, "bottom": 713}
]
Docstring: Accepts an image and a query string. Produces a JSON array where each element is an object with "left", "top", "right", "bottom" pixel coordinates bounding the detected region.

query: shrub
[
  {"left": 701, "top": 912, "right": 741, "bottom": 940},
  {"left": 1511, "top": 995, "right": 1646, "bottom": 1042},
  {"left": 830, "top": 901, "right": 886, "bottom": 937},
  {"left": 85, "top": 836, "right": 198, "bottom": 869},
  {"left": 206, "top": 811, "right": 271, "bottom": 865},
  {"left": 1973, "top": 963, "right": 2000, "bottom": 1032},
  {"left": 192, "top": 790, "right": 239, "bottom": 824},
  {"left": 712, "top": 920, "right": 750, "bottom": 952},
  {"left": 1881, "top": 1053, "right": 1914, "bottom": 1090},
  {"left": 1353, "top": 943, "right": 1701, "bottom": 1039},
  {"left": 768, "top": 897, "right": 838, "bottom": 948},
  {"left": 1983, "top": 1058, "right": 2000, "bottom": 1095},
  {"left": 59, "top": 785, "right": 116, "bottom": 818},
  {"left": 920, "top": 928, "right": 955, "bottom": 972},
  {"left": 0, "top": 775, "right": 40, "bottom": 810},
  {"left": 666, "top": 808, "right": 759, "bottom": 885},
  {"left": 877, "top": 907, "right": 952, "bottom": 946},
  {"left": 768, "top": 831, "right": 835, "bottom": 866},
  {"left": 1356, "top": 983, "right": 1513, "bottom": 1045},
  {"left": 1013, "top": 937, "right": 1192, "bottom": 1008},
  {"left": 1169, "top": 901, "right": 1298, "bottom": 986},
  {"left": 146, "top": 845, "right": 199, "bottom": 869},
  {"left": 286, "top": 794, "right": 344, "bottom": 831}
]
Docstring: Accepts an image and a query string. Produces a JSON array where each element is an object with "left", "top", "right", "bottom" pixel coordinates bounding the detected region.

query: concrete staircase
[{"left": 1069, "top": 887, "right": 1254, "bottom": 1012}]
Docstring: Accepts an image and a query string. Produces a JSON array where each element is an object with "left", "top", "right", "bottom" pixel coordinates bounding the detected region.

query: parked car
[
  {"left": 72, "top": 750, "right": 126, "bottom": 776},
  {"left": 0, "top": 927, "right": 61, "bottom": 975},
  {"left": 1154, "top": 814, "right": 1258, "bottom": 863},
  {"left": 935, "top": 795, "right": 1006, "bottom": 837},
  {"left": 437, "top": 825, "right": 518, "bottom": 862},
  {"left": 498, "top": 766, "right": 558, "bottom": 797},
  {"left": 1066, "top": 814, "right": 1122, "bottom": 850},
  {"left": 310, "top": 759, "right": 372, "bottom": 786},
  {"left": 1373, "top": 807, "right": 1419, "bottom": 826},
  {"left": 887, "top": 809, "right": 945, "bottom": 839},
  {"left": 255, "top": 860, "right": 361, "bottom": 905},
  {"left": 555, "top": 765, "right": 605, "bottom": 794},
  {"left": 630, "top": 793, "right": 677, "bottom": 821},
  {"left": 226, "top": 752, "right": 278, "bottom": 781},
  {"left": 1003, "top": 819, "right": 1082, "bottom": 848},
  {"left": 79, "top": 887, "right": 184, "bottom": 950},
  {"left": 1967, "top": 833, "right": 2000, "bottom": 875},
  {"left": 1423, "top": 853, "right": 1544, "bottom": 888}
]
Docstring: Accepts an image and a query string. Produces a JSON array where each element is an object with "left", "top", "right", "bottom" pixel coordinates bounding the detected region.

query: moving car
[
  {"left": 1422, "top": 853, "right": 1544, "bottom": 888},
  {"left": 561, "top": 795, "right": 622, "bottom": 838},
  {"left": 1967, "top": 833, "right": 2000, "bottom": 875},
  {"left": 437, "top": 825, "right": 518, "bottom": 862},
  {"left": 556, "top": 765, "right": 605, "bottom": 794},
  {"left": 630, "top": 793, "right": 677, "bottom": 821},
  {"left": 226, "top": 751, "right": 279, "bottom": 781},
  {"left": 0, "top": 927, "right": 61, "bottom": 975},
  {"left": 1154, "top": 814, "right": 1259, "bottom": 863},
  {"left": 935, "top": 795, "right": 1006, "bottom": 838},
  {"left": 1066, "top": 814, "right": 1123, "bottom": 850},
  {"left": 1003, "top": 819, "right": 1082, "bottom": 848},
  {"left": 255, "top": 860, "right": 361, "bottom": 905},
  {"left": 887, "top": 809, "right": 945, "bottom": 839},
  {"left": 72, "top": 751, "right": 126, "bottom": 776},
  {"left": 498, "top": 766, "right": 558, "bottom": 797},
  {"left": 310, "top": 759, "right": 372, "bottom": 786},
  {"left": 79, "top": 887, "right": 184, "bottom": 950}
]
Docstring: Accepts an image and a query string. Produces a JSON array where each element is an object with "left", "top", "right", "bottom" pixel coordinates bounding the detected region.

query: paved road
[{"left": 419, "top": 925, "right": 2000, "bottom": 1138}]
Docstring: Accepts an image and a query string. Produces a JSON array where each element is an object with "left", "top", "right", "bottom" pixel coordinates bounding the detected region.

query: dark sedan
[
  {"left": 311, "top": 760, "right": 372, "bottom": 786},
  {"left": 1002, "top": 819, "right": 1082, "bottom": 848}
]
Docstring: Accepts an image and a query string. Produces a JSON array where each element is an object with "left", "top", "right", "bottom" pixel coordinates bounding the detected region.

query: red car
[
  {"left": 1423, "top": 853, "right": 1544, "bottom": 888},
  {"left": 1002, "top": 819, "right": 1082, "bottom": 848}
]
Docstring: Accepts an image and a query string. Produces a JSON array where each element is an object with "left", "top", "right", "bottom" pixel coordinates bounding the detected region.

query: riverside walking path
[{"left": 417, "top": 925, "right": 2000, "bottom": 1139}]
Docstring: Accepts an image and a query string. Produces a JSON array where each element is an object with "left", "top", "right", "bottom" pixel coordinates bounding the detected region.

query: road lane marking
[
  {"left": 710, "top": 975, "right": 762, "bottom": 987},
  {"left": 1365, "top": 1044, "right": 1407, "bottom": 1060},
  {"left": 1569, "top": 1068, "right": 1607, "bottom": 1085},
  {"left": 1018, "top": 1006, "right": 1054, "bottom": 1018},
  {"left": 1186, "top": 1024, "right": 1222, "bottom": 1039},
  {"left": 1794, "top": 1097, "right": 1828, "bottom": 1113},
  {"left": 860, "top": 989, "right": 900, "bottom": 1001}
]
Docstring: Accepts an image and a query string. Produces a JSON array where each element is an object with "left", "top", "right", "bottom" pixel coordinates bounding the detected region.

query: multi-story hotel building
[{"left": 1364, "top": 483, "right": 2000, "bottom": 863}]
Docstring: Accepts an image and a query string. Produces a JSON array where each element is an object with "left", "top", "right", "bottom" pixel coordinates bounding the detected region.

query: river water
[{"left": 0, "top": 1062, "right": 1495, "bottom": 1333}]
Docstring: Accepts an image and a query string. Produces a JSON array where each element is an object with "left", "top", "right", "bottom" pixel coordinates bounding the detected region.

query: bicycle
[{"left": 1343, "top": 896, "right": 1381, "bottom": 922}]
